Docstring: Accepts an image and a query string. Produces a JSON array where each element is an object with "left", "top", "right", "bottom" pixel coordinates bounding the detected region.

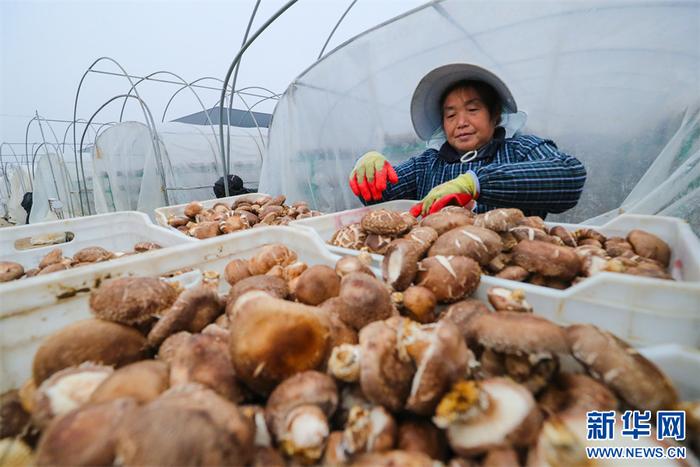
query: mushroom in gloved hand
[
  {"left": 147, "top": 285, "right": 223, "bottom": 347},
  {"left": 433, "top": 378, "right": 541, "bottom": 457},
  {"left": 32, "top": 319, "right": 149, "bottom": 385},
  {"left": 414, "top": 255, "right": 481, "bottom": 303},
  {"left": 229, "top": 291, "right": 332, "bottom": 395},
  {"left": 265, "top": 371, "right": 338, "bottom": 464},
  {"left": 468, "top": 312, "right": 569, "bottom": 393},
  {"left": 89, "top": 276, "right": 179, "bottom": 326},
  {"left": 566, "top": 323, "right": 678, "bottom": 411}
]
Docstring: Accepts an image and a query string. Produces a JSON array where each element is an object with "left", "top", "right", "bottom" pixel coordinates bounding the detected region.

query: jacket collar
[{"left": 438, "top": 126, "right": 506, "bottom": 164}]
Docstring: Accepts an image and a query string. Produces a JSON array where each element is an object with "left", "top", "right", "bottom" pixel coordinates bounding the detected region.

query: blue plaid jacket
[{"left": 366, "top": 134, "right": 586, "bottom": 218}]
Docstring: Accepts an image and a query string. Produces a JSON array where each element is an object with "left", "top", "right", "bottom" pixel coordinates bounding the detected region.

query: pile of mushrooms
[
  {"left": 332, "top": 206, "right": 675, "bottom": 289},
  {"left": 2, "top": 242, "right": 696, "bottom": 466},
  {"left": 0, "top": 242, "right": 162, "bottom": 283},
  {"left": 167, "top": 194, "right": 322, "bottom": 239}
]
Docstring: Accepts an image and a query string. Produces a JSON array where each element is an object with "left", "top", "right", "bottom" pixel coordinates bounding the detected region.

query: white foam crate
[
  {"left": 153, "top": 193, "right": 271, "bottom": 233},
  {"left": 297, "top": 206, "right": 700, "bottom": 347},
  {"left": 291, "top": 200, "right": 418, "bottom": 264},
  {"left": 639, "top": 344, "right": 700, "bottom": 400},
  {"left": 0, "top": 226, "right": 344, "bottom": 392},
  {"left": 0, "top": 211, "right": 195, "bottom": 274}
]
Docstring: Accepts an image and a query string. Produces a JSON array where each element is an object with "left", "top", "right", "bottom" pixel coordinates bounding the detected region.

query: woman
[{"left": 348, "top": 64, "right": 587, "bottom": 218}]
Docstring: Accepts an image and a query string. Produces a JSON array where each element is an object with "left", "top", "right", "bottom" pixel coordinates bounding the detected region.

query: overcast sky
[{"left": 0, "top": 0, "right": 425, "bottom": 152}]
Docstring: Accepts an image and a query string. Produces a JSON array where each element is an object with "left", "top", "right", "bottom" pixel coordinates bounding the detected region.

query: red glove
[
  {"left": 409, "top": 193, "right": 473, "bottom": 218},
  {"left": 349, "top": 152, "right": 399, "bottom": 201}
]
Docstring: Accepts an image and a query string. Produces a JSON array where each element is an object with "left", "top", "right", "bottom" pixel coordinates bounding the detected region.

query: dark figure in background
[
  {"left": 213, "top": 175, "right": 254, "bottom": 198},
  {"left": 21, "top": 192, "right": 33, "bottom": 224}
]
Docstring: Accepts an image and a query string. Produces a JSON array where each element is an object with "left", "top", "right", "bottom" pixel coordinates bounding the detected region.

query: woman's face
[{"left": 442, "top": 86, "right": 497, "bottom": 153}]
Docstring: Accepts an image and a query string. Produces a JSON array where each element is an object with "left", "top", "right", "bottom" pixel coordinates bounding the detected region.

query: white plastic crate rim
[
  {"left": 0, "top": 227, "right": 342, "bottom": 392},
  {"left": 0, "top": 212, "right": 194, "bottom": 272},
  {"left": 291, "top": 199, "right": 418, "bottom": 263},
  {"left": 154, "top": 192, "right": 271, "bottom": 230},
  {"left": 296, "top": 204, "right": 700, "bottom": 347}
]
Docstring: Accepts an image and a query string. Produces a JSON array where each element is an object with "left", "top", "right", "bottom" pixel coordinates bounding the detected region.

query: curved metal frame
[
  {"left": 0, "top": 143, "right": 28, "bottom": 193},
  {"left": 78, "top": 94, "right": 167, "bottom": 215},
  {"left": 219, "top": 0, "right": 300, "bottom": 196},
  {"left": 73, "top": 57, "right": 165, "bottom": 214},
  {"left": 318, "top": 0, "right": 358, "bottom": 59}
]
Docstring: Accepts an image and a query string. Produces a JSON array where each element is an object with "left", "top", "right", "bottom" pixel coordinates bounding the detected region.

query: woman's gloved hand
[
  {"left": 349, "top": 151, "right": 399, "bottom": 201},
  {"left": 413, "top": 171, "right": 479, "bottom": 216}
]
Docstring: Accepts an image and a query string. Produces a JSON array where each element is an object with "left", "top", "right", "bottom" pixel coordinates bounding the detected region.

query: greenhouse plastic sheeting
[
  {"left": 5, "top": 165, "right": 32, "bottom": 225},
  {"left": 29, "top": 152, "right": 95, "bottom": 223},
  {"left": 92, "top": 121, "right": 265, "bottom": 217},
  {"left": 260, "top": 0, "right": 700, "bottom": 232}
]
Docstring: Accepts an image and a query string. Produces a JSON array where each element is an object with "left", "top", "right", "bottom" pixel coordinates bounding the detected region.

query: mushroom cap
[
  {"left": 189, "top": 220, "right": 220, "bottom": 239},
  {"left": 403, "top": 226, "right": 439, "bottom": 255},
  {"left": 156, "top": 331, "right": 192, "bottom": 364},
  {"left": 428, "top": 226, "right": 503, "bottom": 265},
  {"left": 330, "top": 223, "right": 367, "bottom": 250},
  {"left": 335, "top": 255, "right": 374, "bottom": 278},
  {"left": 440, "top": 298, "right": 490, "bottom": 344},
  {"left": 419, "top": 211, "right": 474, "bottom": 235},
  {"left": 401, "top": 286, "right": 438, "bottom": 324},
  {"left": 512, "top": 240, "right": 581, "bottom": 281},
  {"left": 223, "top": 258, "right": 252, "bottom": 286},
  {"left": 566, "top": 324, "right": 678, "bottom": 411},
  {"left": 539, "top": 373, "right": 618, "bottom": 417},
  {"left": 471, "top": 312, "right": 569, "bottom": 355},
  {"left": 338, "top": 272, "right": 394, "bottom": 330},
  {"left": 89, "top": 277, "right": 179, "bottom": 325},
  {"left": 248, "top": 244, "right": 298, "bottom": 275},
  {"left": 38, "top": 248, "right": 63, "bottom": 269},
  {"left": 361, "top": 209, "right": 412, "bottom": 236},
  {"left": 0, "top": 391, "right": 31, "bottom": 439},
  {"left": 73, "top": 246, "right": 113, "bottom": 263},
  {"left": 133, "top": 241, "right": 162, "bottom": 252},
  {"left": 341, "top": 405, "right": 397, "bottom": 455},
  {"left": 293, "top": 265, "right": 341, "bottom": 306},
  {"left": 495, "top": 265, "right": 530, "bottom": 281},
  {"left": 229, "top": 291, "right": 331, "bottom": 395},
  {"left": 35, "top": 397, "right": 137, "bottom": 467},
  {"left": 265, "top": 371, "right": 338, "bottom": 442},
  {"left": 0, "top": 261, "right": 24, "bottom": 282},
  {"left": 443, "top": 378, "right": 542, "bottom": 456},
  {"left": 33, "top": 363, "right": 114, "bottom": 429},
  {"left": 474, "top": 208, "right": 525, "bottom": 232},
  {"left": 627, "top": 229, "right": 671, "bottom": 267},
  {"left": 115, "top": 387, "right": 254, "bottom": 466},
  {"left": 405, "top": 320, "right": 473, "bottom": 415},
  {"left": 170, "top": 333, "right": 243, "bottom": 403},
  {"left": 226, "top": 274, "right": 288, "bottom": 311},
  {"left": 37, "top": 262, "right": 69, "bottom": 275},
  {"left": 352, "top": 450, "right": 437, "bottom": 467},
  {"left": 147, "top": 285, "right": 223, "bottom": 347},
  {"left": 549, "top": 226, "right": 577, "bottom": 247},
  {"left": 397, "top": 418, "right": 448, "bottom": 461},
  {"left": 89, "top": 360, "right": 169, "bottom": 404},
  {"left": 33, "top": 319, "right": 149, "bottom": 384},
  {"left": 487, "top": 287, "right": 533, "bottom": 313},
  {"left": 415, "top": 255, "right": 481, "bottom": 303},
  {"left": 382, "top": 239, "right": 422, "bottom": 291},
  {"left": 508, "top": 226, "right": 552, "bottom": 243},
  {"left": 167, "top": 215, "right": 190, "bottom": 227},
  {"left": 183, "top": 201, "right": 204, "bottom": 218},
  {"left": 365, "top": 233, "right": 395, "bottom": 254},
  {"left": 358, "top": 319, "right": 415, "bottom": 412}
]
